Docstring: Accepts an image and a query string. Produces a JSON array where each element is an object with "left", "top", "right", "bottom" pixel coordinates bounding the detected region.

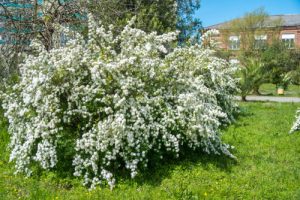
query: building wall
[{"left": 209, "top": 26, "right": 300, "bottom": 50}]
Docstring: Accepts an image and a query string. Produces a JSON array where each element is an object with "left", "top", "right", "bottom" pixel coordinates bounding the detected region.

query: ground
[{"left": 0, "top": 102, "right": 300, "bottom": 199}]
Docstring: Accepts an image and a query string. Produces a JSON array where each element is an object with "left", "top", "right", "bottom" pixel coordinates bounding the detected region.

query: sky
[{"left": 195, "top": 0, "right": 300, "bottom": 27}]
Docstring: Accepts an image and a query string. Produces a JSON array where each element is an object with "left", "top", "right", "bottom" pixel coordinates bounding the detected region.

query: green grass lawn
[
  {"left": 259, "top": 83, "right": 300, "bottom": 97},
  {"left": 1, "top": 102, "right": 300, "bottom": 199}
]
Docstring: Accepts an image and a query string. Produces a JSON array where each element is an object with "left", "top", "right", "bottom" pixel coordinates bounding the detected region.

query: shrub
[
  {"left": 1, "top": 16, "right": 238, "bottom": 189},
  {"left": 237, "top": 56, "right": 266, "bottom": 100},
  {"left": 291, "top": 110, "right": 300, "bottom": 133}
]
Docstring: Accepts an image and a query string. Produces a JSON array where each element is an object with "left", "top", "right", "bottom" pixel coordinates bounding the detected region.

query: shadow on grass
[
  {"left": 121, "top": 147, "right": 238, "bottom": 187},
  {"left": 10, "top": 146, "right": 238, "bottom": 191}
]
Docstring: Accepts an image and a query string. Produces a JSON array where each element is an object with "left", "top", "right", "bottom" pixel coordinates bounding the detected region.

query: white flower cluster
[
  {"left": 1, "top": 16, "right": 238, "bottom": 189},
  {"left": 290, "top": 109, "right": 300, "bottom": 133},
  {"left": 201, "top": 29, "right": 221, "bottom": 48}
]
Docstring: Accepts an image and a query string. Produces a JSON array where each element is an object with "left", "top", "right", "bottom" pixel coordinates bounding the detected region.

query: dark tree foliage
[
  {"left": 85, "top": 0, "right": 177, "bottom": 34},
  {"left": 86, "top": 0, "right": 201, "bottom": 42},
  {"left": 262, "top": 41, "right": 300, "bottom": 87}
]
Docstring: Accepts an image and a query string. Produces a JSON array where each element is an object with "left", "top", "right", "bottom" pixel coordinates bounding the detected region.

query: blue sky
[{"left": 195, "top": 0, "right": 300, "bottom": 27}]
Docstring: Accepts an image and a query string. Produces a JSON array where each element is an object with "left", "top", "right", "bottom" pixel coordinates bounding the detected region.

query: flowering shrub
[
  {"left": 1, "top": 16, "right": 238, "bottom": 189},
  {"left": 291, "top": 110, "right": 300, "bottom": 133}
]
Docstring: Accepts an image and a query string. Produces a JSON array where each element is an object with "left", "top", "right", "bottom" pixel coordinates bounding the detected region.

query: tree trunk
[
  {"left": 252, "top": 86, "right": 261, "bottom": 95},
  {"left": 241, "top": 95, "right": 247, "bottom": 101}
]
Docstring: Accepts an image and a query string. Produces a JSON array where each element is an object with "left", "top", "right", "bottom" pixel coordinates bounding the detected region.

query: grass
[
  {"left": 1, "top": 102, "right": 300, "bottom": 199},
  {"left": 258, "top": 83, "right": 300, "bottom": 97}
]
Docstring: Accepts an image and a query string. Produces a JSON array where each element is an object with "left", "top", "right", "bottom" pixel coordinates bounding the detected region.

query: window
[
  {"left": 282, "top": 34, "right": 295, "bottom": 49},
  {"left": 254, "top": 35, "right": 267, "bottom": 49},
  {"left": 229, "top": 36, "right": 240, "bottom": 50}
]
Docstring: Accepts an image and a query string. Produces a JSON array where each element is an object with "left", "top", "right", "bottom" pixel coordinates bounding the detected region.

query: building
[
  {"left": 0, "top": 0, "right": 41, "bottom": 45},
  {"left": 205, "top": 14, "right": 300, "bottom": 50}
]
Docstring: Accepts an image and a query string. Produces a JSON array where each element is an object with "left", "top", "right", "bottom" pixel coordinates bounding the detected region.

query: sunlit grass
[
  {"left": 0, "top": 102, "right": 300, "bottom": 199},
  {"left": 259, "top": 83, "right": 300, "bottom": 97}
]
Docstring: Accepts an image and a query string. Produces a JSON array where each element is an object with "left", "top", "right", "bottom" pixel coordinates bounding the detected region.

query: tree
[
  {"left": 0, "top": 0, "right": 85, "bottom": 82},
  {"left": 237, "top": 53, "right": 266, "bottom": 101},
  {"left": 285, "top": 49, "right": 300, "bottom": 86},
  {"left": 262, "top": 41, "right": 300, "bottom": 88},
  {"left": 85, "top": 0, "right": 201, "bottom": 42},
  {"left": 176, "top": 0, "right": 201, "bottom": 44},
  {"left": 84, "top": 0, "right": 177, "bottom": 34}
]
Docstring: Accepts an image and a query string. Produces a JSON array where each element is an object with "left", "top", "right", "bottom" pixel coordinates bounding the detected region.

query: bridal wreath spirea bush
[
  {"left": 291, "top": 109, "right": 300, "bottom": 133},
  {"left": 2, "top": 16, "right": 238, "bottom": 189}
]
